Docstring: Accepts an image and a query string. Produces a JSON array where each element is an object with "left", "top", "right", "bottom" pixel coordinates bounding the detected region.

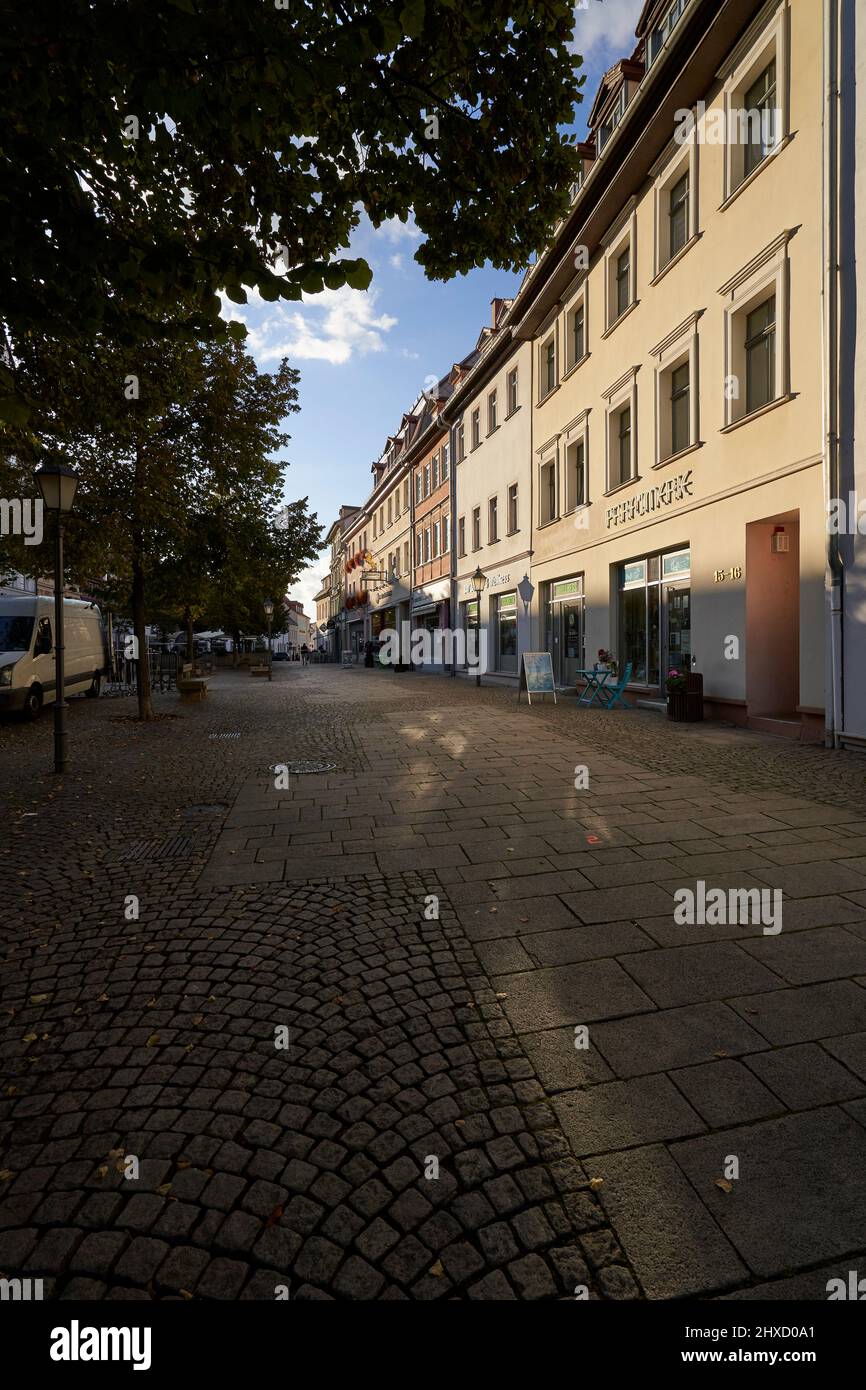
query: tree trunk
[
  {"left": 132, "top": 550, "right": 154, "bottom": 721},
  {"left": 185, "top": 606, "right": 194, "bottom": 664}
]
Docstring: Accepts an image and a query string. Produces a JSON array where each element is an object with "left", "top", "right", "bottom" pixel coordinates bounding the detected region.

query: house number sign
[{"left": 713, "top": 566, "right": 743, "bottom": 582}]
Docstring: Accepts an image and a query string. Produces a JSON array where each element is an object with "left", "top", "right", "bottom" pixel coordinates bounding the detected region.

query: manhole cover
[
  {"left": 114, "top": 834, "right": 195, "bottom": 862},
  {"left": 268, "top": 760, "right": 337, "bottom": 775}
]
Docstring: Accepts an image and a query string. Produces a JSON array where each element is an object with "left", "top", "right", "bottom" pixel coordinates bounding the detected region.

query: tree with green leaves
[
  {"left": 1, "top": 0, "right": 584, "bottom": 421},
  {"left": 1, "top": 332, "right": 320, "bottom": 718}
]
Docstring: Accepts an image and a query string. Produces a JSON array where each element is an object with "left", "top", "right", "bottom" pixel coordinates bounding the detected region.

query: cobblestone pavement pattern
[{"left": 2, "top": 664, "right": 866, "bottom": 1300}]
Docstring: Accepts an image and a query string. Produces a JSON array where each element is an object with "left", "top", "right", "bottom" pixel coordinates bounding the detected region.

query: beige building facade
[{"left": 515, "top": 0, "right": 825, "bottom": 738}]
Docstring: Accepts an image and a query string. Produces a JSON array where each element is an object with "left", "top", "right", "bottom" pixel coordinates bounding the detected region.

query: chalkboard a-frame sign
[{"left": 518, "top": 651, "right": 557, "bottom": 705}]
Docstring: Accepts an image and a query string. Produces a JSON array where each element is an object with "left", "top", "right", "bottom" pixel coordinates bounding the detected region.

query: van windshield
[{"left": 0, "top": 616, "right": 35, "bottom": 653}]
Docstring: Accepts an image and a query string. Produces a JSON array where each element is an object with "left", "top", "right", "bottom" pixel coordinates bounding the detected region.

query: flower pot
[{"left": 667, "top": 691, "right": 689, "bottom": 721}]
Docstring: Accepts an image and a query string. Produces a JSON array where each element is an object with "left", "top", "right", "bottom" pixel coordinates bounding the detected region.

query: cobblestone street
[{"left": 3, "top": 664, "right": 866, "bottom": 1300}]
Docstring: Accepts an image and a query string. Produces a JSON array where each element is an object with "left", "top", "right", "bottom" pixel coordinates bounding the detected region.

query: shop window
[{"left": 494, "top": 592, "right": 518, "bottom": 674}]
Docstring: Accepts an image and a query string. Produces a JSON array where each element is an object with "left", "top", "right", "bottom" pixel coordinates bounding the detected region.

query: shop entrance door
[
  {"left": 556, "top": 600, "right": 584, "bottom": 686},
  {"left": 663, "top": 584, "right": 691, "bottom": 679}
]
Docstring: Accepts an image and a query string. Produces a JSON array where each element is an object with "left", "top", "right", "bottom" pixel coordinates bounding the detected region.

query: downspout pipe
[{"left": 824, "top": 0, "right": 845, "bottom": 746}]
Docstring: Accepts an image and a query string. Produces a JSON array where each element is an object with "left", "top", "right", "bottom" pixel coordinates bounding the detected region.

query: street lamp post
[
  {"left": 35, "top": 462, "right": 79, "bottom": 773},
  {"left": 470, "top": 565, "right": 486, "bottom": 689},
  {"left": 263, "top": 599, "right": 274, "bottom": 681}
]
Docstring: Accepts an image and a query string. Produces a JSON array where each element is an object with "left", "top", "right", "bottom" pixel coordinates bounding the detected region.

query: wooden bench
[{"left": 178, "top": 664, "right": 208, "bottom": 701}]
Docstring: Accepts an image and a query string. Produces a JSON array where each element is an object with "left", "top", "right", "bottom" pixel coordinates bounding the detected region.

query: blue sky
[{"left": 224, "top": 0, "right": 646, "bottom": 616}]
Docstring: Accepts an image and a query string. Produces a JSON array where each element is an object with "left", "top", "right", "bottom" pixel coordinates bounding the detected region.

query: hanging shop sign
[{"left": 606, "top": 470, "right": 693, "bottom": 529}]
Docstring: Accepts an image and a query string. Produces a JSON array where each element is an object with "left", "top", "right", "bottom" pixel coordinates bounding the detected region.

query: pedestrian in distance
[{"left": 300, "top": 643, "right": 309, "bottom": 666}]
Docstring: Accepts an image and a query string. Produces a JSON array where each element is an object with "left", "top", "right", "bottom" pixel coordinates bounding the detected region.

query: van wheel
[
  {"left": 23, "top": 685, "right": 43, "bottom": 720},
  {"left": 86, "top": 673, "right": 101, "bottom": 699}
]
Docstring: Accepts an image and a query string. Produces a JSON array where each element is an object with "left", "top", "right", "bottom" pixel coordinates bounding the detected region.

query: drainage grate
[
  {"left": 209, "top": 731, "right": 241, "bottom": 741},
  {"left": 268, "top": 760, "right": 337, "bottom": 775},
  {"left": 115, "top": 834, "right": 195, "bottom": 862}
]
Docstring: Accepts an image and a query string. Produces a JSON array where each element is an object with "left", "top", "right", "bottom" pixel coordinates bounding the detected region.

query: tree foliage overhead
[
  {"left": 1, "top": 0, "right": 584, "bottom": 358},
  {"left": 0, "top": 331, "right": 321, "bottom": 716}
]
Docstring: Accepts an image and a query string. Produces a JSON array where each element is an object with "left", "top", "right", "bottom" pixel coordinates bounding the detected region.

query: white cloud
[
  {"left": 286, "top": 562, "right": 326, "bottom": 620},
  {"left": 222, "top": 284, "right": 398, "bottom": 367},
  {"left": 376, "top": 213, "right": 422, "bottom": 244},
  {"left": 571, "top": 0, "right": 644, "bottom": 58},
  {"left": 389, "top": 253, "right": 404, "bottom": 270}
]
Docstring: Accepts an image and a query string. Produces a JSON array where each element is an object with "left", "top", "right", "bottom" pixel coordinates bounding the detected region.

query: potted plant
[
  {"left": 665, "top": 667, "right": 689, "bottom": 721},
  {"left": 596, "top": 648, "right": 618, "bottom": 676}
]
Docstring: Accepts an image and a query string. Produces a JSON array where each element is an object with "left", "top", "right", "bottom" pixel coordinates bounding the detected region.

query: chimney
[{"left": 491, "top": 297, "right": 505, "bottom": 329}]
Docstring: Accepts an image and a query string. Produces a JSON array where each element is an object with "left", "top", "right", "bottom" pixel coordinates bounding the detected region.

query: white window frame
[
  {"left": 507, "top": 366, "right": 519, "bottom": 416},
  {"left": 720, "top": 3, "right": 789, "bottom": 203},
  {"left": 507, "top": 482, "right": 519, "bottom": 535},
  {"left": 604, "top": 368, "right": 639, "bottom": 492},
  {"left": 488, "top": 494, "right": 498, "bottom": 544},
  {"left": 719, "top": 231, "right": 791, "bottom": 427},
  {"left": 603, "top": 204, "right": 638, "bottom": 332},
  {"left": 652, "top": 137, "right": 698, "bottom": 280},
  {"left": 538, "top": 446, "right": 559, "bottom": 526},
  {"left": 538, "top": 330, "right": 558, "bottom": 402},
  {"left": 488, "top": 389, "right": 498, "bottom": 434},
  {"left": 562, "top": 409, "right": 590, "bottom": 515},
  {"left": 564, "top": 282, "right": 589, "bottom": 374},
  {"left": 651, "top": 313, "right": 702, "bottom": 464}
]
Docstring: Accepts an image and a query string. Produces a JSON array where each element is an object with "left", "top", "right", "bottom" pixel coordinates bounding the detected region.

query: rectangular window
[
  {"left": 443, "top": 515, "right": 450, "bottom": 553},
  {"left": 415, "top": 530, "right": 422, "bottom": 566},
  {"left": 373, "top": 515, "right": 378, "bottom": 539},
  {"left": 403, "top": 479, "right": 409, "bottom": 512},
  {"left": 618, "top": 405, "right": 632, "bottom": 481},
  {"left": 616, "top": 247, "right": 630, "bottom": 319},
  {"left": 433, "top": 521, "right": 440, "bottom": 557},
  {"left": 424, "top": 463, "right": 430, "bottom": 496},
  {"left": 416, "top": 472, "right": 422, "bottom": 504},
  {"left": 745, "top": 295, "right": 776, "bottom": 413},
  {"left": 668, "top": 172, "right": 689, "bottom": 259},
  {"left": 458, "top": 515, "right": 466, "bottom": 557},
  {"left": 507, "top": 368, "right": 518, "bottom": 414},
  {"left": 472, "top": 506, "right": 481, "bottom": 550},
  {"left": 387, "top": 497, "right": 392, "bottom": 525},
  {"left": 442, "top": 440, "right": 450, "bottom": 477},
  {"left": 394, "top": 491, "right": 400, "bottom": 520},
  {"left": 471, "top": 408, "right": 481, "bottom": 449},
  {"left": 424, "top": 527, "right": 431, "bottom": 563},
  {"left": 543, "top": 338, "right": 556, "bottom": 396},
  {"left": 507, "top": 483, "right": 518, "bottom": 534},
  {"left": 488, "top": 390, "right": 498, "bottom": 433},
  {"left": 457, "top": 422, "right": 465, "bottom": 461},
  {"left": 540, "top": 458, "right": 557, "bottom": 525},
  {"left": 566, "top": 439, "right": 586, "bottom": 511},
  {"left": 432, "top": 454, "right": 439, "bottom": 490},
  {"left": 403, "top": 540, "right": 409, "bottom": 572},
  {"left": 571, "top": 303, "right": 585, "bottom": 366},
  {"left": 743, "top": 60, "right": 777, "bottom": 178},
  {"left": 488, "top": 496, "right": 498, "bottom": 543},
  {"left": 670, "top": 361, "right": 690, "bottom": 454}
]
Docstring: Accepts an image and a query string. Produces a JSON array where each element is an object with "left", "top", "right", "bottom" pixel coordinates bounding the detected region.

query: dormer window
[
  {"left": 598, "top": 87, "right": 627, "bottom": 152},
  {"left": 647, "top": 0, "right": 687, "bottom": 68}
]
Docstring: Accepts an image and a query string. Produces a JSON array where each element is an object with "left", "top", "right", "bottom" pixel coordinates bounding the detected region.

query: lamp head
[{"left": 36, "top": 461, "right": 78, "bottom": 513}]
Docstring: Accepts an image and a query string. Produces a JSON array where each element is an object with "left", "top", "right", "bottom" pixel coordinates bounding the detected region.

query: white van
[{"left": 0, "top": 596, "right": 108, "bottom": 719}]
